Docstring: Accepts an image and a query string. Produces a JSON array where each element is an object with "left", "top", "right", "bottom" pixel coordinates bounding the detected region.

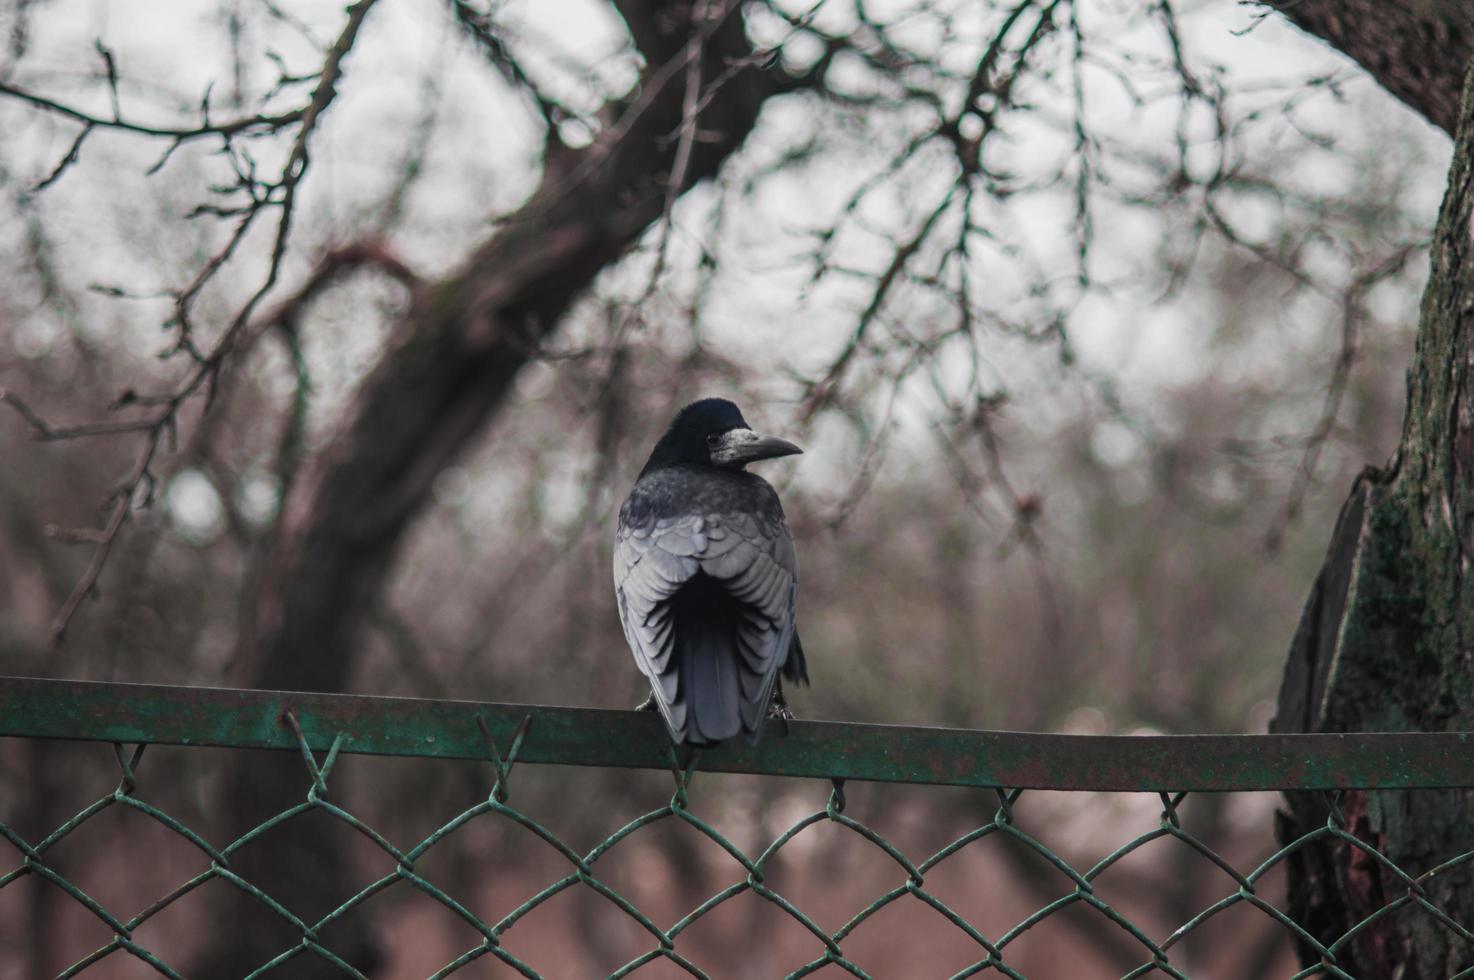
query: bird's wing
[
  {"left": 613, "top": 511, "right": 707, "bottom": 736},
  {"left": 696, "top": 510, "right": 798, "bottom": 736},
  {"left": 614, "top": 504, "right": 798, "bottom": 741}
]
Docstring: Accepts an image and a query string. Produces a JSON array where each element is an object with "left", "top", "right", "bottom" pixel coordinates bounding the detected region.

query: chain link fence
[{"left": 3, "top": 677, "right": 1474, "bottom": 978}]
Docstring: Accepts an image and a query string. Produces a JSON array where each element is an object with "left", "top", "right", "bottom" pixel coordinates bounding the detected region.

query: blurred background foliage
[{"left": 0, "top": 0, "right": 1454, "bottom": 975}]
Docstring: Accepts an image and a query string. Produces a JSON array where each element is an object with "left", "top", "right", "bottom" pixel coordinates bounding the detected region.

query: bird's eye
[{"left": 706, "top": 433, "right": 722, "bottom": 448}]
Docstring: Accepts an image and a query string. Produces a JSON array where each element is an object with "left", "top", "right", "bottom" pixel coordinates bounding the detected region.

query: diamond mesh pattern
[{"left": 5, "top": 711, "right": 1474, "bottom": 978}]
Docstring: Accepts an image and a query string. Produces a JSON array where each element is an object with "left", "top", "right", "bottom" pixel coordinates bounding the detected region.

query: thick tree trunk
[
  {"left": 1264, "top": 0, "right": 1472, "bottom": 137},
  {"left": 1273, "top": 59, "right": 1474, "bottom": 976},
  {"left": 194, "top": 4, "right": 808, "bottom": 974}
]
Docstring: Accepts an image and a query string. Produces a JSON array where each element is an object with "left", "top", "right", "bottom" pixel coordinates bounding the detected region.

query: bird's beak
[{"left": 712, "top": 428, "right": 804, "bottom": 467}]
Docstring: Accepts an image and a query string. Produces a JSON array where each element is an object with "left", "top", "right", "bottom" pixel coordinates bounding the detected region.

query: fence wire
[{"left": 3, "top": 678, "right": 1474, "bottom": 978}]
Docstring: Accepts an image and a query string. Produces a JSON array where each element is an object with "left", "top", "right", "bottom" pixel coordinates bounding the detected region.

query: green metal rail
[
  {"left": 2, "top": 677, "right": 1471, "bottom": 791},
  {"left": 4, "top": 675, "right": 1474, "bottom": 979}
]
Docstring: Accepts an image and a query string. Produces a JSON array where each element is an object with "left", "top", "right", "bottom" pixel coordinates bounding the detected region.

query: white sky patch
[{"left": 165, "top": 468, "right": 225, "bottom": 545}]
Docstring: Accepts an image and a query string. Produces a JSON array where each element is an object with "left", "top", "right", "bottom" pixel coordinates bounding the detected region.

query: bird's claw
[
  {"left": 768, "top": 692, "right": 796, "bottom": 735},
  {"left": 635, "top": 692, "right": 659, "bottom": 712}
]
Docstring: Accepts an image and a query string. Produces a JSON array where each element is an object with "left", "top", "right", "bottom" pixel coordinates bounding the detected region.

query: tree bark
[
  {"left": 195, "top": 4, "right": 809, "bottom": 974},
  {"left": 1265, "top": 0, "right": 1472, "bottom": 137},
  {"left": 1273, "top": 58, "right": 1474, "bottom": 976}
]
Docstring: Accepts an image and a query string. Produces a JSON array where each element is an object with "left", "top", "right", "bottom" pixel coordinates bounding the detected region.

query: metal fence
[{"left": 3, "top": 676, "right": 1474, "bottom": 979}]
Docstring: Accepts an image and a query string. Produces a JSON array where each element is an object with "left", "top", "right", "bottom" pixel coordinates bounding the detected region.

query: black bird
[{"left": 614, "top": 398, "right": 808, "bottom": 745}]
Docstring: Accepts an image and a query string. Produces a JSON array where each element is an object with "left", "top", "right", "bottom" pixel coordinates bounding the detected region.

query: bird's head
[{"left": 644, "top": 398, "right": 803, "bottom": 473}]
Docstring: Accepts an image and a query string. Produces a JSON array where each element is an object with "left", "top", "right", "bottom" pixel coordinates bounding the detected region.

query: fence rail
[
  {"left": 4, "top": 675, "right": 1474, "bottom": 979},
  {"left": 2, "top": 677, "right": 1471, "bottom": 791}
]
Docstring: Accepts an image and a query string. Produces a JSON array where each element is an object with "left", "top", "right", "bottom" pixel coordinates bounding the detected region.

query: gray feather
[{"left": 614, "top": 466, "right": 800, "bottom": 744}]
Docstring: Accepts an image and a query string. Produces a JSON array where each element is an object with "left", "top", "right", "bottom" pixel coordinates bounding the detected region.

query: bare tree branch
[{"left": 0, "top": 0, "right": 381, "bottom": 645}]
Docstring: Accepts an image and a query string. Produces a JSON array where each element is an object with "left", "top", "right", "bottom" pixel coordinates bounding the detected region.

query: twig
[{"left": 0, "top": 0, "right": 384, "bottom": 645}]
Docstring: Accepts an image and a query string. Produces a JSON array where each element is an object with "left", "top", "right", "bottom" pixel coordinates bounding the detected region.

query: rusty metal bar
[{"left": 1, "top": 675, "right": 1470, "bottom": 791}]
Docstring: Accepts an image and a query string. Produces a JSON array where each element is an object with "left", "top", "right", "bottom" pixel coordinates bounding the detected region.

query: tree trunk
[
  {"left": 1263, "top": 0, "right": 1472, "bottom": 137},
  {"left": 194, "top": 4, "right": 809, "bottom": 974},
  {"left": 1272, "top": 58, "right": 1474, "bottom": 976}
]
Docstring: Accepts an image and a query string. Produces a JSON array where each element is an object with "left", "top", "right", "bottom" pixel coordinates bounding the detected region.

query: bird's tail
[
  {"left": 675, "top": 582, "right": 745, "bottom": 746},
  {"left": 677, "top": 619, "right": 743, "bottom": 745}
]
